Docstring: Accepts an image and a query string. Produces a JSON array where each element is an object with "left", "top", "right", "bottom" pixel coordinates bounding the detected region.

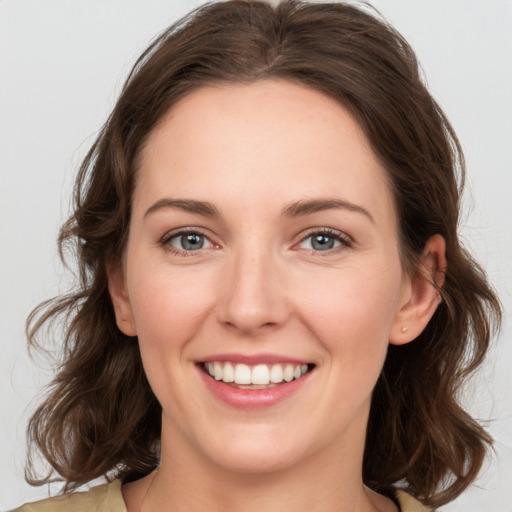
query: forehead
[{"left": 135, "top": 79, "right": 394, "bottom": 223}]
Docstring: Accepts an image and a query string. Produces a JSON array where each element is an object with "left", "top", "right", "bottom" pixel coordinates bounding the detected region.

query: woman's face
[{"left": 110, "top": 80, "right": 420, "bottom": 475}]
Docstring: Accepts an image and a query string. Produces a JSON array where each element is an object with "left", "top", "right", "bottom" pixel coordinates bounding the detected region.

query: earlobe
[
  {"left": 389, "top": 234, "right": 446, "bottom": 345},
  {"left": 107, "top": 261, "right": 137, "bottom": 337}
]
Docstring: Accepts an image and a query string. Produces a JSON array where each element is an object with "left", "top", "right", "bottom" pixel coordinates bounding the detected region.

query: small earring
[{"left": 401, "top": 326, "right": 407, "bottom": 333}]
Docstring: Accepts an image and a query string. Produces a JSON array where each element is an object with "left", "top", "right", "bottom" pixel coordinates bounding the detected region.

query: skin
[{"left": 109, "top": 80, "right": 445, "bottom": 512}]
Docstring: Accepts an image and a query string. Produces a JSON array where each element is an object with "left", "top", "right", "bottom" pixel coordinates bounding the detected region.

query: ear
[
  {"left": 389, "top": 234, "right": 446, "bottom": 345},
  {"left": 107, "top": 260, "right": 137, "bottom": 337}
]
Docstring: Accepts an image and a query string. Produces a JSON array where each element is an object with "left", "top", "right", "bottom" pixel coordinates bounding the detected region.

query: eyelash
[
  {"left": 159, "top": 228, "right": 215, "bottom": 257},
  {"left": 297, "top": 228, "right": 352, "bottom": 255},
  {"left": 159, "top": 227, "right": 352, "bottom": 257}
]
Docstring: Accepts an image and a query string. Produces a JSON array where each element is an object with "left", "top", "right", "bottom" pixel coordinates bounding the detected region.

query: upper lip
[{"left": 197, "top": 353, "right": 312, "bottom": 365}]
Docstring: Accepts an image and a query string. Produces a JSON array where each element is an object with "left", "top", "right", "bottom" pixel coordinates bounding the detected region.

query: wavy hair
[{"left": 26, "top": 1, "right": 501, "bottom": 507}]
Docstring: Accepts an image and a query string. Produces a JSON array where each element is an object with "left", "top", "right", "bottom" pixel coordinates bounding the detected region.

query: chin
[
  {"left": 211, "top": 447, "right": 302, "bottom": 475},
  {"left": 199, "top": 425, "right": 308, "bottom": 475}
]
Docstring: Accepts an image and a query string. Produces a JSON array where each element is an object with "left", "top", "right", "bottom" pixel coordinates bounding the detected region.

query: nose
[{"left": 216, "top": 246, "right": 291, "bottom": 335}]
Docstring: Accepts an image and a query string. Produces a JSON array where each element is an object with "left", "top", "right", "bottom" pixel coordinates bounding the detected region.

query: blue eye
[
  {"left": 167, "top": 232, "right": 213, "bottom": 252},
  {"left": 299, "top": 231, "right": 347, "bottom": 252}
]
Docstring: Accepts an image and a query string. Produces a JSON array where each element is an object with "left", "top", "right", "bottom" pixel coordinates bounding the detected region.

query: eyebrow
[
  {"left": 144, "top": 197, "right": 374, "bottom": 224},
  {"left": 144, "top": 198, "right": 221, "bottom": 218},
  {"left": 281, "top": 198, "right": 374, "bottom": 223}
]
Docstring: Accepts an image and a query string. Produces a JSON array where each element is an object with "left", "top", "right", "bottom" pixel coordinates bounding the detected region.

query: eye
[
  {"left": 298, "top": 229, "right": 350, "bottom": 252},
  {"left": 163, "top": 230, "right": 214, "bottom": 254}
]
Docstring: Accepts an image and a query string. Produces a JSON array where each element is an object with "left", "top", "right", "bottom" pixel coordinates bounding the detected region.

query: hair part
[{"left": 26, "top": 1, "right": 501, "bottom": 507}]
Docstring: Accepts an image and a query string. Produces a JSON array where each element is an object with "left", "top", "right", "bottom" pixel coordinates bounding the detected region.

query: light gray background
[{"left": 1, "top": 1, "right": 511, "bottom": 510}]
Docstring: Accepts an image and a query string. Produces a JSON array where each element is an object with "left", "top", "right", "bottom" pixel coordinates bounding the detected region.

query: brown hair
[{"left": 26, "top": 0, "right": 501, "bottom": 507}]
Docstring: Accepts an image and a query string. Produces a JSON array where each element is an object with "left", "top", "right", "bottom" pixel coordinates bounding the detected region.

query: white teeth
[
  {"left": 270, "top": 364, "right": 284, "bottom": 383},
  {"left": 223, "top": 362, "right": 234, "bottom": 383},
  {"left": 234, "top": 363, "right": 252, "bottom": 385},
  {"left": 252, "top": 364, "right": 270, "bottom": 385},
  {"left": 283, "top": 364, "right": 294, "bottom": 382},
  {"left": 204, "top": 361, "right": 310, "bottom": 386},
  {"left": 214, "top": 361, "right": 223, "bottom": 381}
]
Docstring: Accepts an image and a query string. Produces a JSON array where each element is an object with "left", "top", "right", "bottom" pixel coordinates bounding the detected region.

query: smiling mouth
[{"left": 200, "top": 361, "right": 315, "bottom": 389}]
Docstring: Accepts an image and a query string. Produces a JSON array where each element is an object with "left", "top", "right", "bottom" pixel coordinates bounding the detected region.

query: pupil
[
  {"left": 312, "top": 234, "right": 334, "bottom": 250},
  {"left": 182, "top": 233, "right": 204, "bottom": 250}
]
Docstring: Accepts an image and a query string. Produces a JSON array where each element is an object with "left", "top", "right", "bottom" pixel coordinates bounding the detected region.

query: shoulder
[
  {"left": 14, "top": 479, "right": 126, "bottom": 512},
  {"left": 396, "top": 490, "right": 433, "bottom": 512}
]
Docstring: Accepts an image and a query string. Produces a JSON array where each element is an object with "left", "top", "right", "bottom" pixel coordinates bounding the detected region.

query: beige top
[{"left": 16, "top": 479, "right": 432, "bottom": 512}]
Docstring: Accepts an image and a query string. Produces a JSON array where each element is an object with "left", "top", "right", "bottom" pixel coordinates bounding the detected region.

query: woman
[{"left": 15, "top": 1, "right": 501, "bottom": 511}]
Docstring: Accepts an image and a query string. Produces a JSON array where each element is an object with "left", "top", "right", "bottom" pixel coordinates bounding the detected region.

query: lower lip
[{"left": 198, "top": 367, "right": 312, "bottom": 409}]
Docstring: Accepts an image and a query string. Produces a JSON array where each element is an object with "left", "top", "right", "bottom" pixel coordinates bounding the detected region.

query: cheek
[
  {"left": 127, "top": 264, "right": 216, "bottom": 350},
  {"left": 296, "top": 262, "right": 403, "bottom": 358},
  {"left": 125, "top": 266, "right": 219, "bottom": 413}
]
